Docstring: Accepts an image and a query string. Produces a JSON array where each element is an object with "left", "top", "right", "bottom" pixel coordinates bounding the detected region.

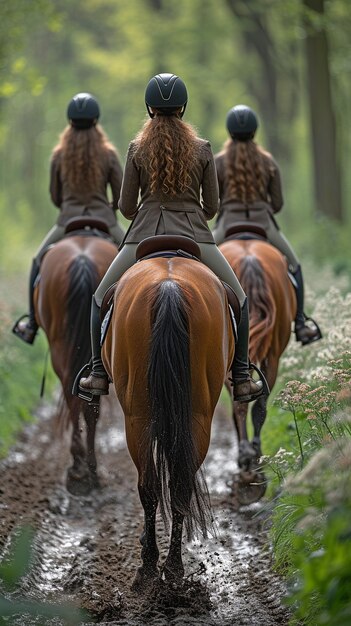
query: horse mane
[{"left": 239, "top": 255, "right": 276, "bottom": 363}]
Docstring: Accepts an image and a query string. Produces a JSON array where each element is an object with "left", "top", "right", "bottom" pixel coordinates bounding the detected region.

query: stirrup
[
  {"left": 12, "top": 314, "right": 38, "bottom": 345},
  {"left": 72, "top": 362, "right": 101, "bottom": 405},
  {"left": 295, "top": 316, "right": 322, "bottom": 346},
  {"left": 230, "top": 363, "right": 270, "bottom": 403},
  {"left": 250, "top": 363, "right": 270, "bottom": 396}
]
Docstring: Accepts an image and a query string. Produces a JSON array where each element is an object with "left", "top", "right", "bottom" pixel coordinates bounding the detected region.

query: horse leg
[
  {"left": 132, "top": 480, "right": 159, "bottom": 591},
  {"left": 66, "top": 397, "right": 92, "bottom": 496},
  {"left": 83, "top": 402, "right": 100, "bottom": 490},
  {"left": 232, "top": 398, "right": 257, "bottom": 471},
  {"left": 251, "top": 356, "right": 277, "bottom": 458},
  {"left": 251, "top": 396, "right": 268, "bottom": 458},
  {"left": 163, "top": 508, "right": 185, "bottom": 583},
  {"left": 163, "top": 476, "right": 193, "bottom": 583}
]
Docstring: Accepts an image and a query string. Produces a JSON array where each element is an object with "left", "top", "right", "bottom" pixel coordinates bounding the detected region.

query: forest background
[
  {"left": 1, "top": 2, "right": 351, "bottom": 623},
  {"left": 0, "top": 0, "right": 350, "bottom": 275}
]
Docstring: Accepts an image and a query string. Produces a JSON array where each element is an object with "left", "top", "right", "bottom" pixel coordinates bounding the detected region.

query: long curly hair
[
  {"left": 133, "top": 114, "right": 199, "bottom": 196},
  {"left": 53, "top": 125, "right": 117, "bottom": 196},
  {"left": 224, "top": 138, "right": 273, "bottom": 203}
]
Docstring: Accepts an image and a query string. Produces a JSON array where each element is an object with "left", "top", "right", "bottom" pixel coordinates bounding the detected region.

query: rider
[
  {"left": 212, "top": 104, "right": 322, "bottom": 346},
  {"left": 78, "top": 73, "right": 265, "bottom": 403},
  {"left": 13, "top": 92, "right": 125, "bottom": 345}
]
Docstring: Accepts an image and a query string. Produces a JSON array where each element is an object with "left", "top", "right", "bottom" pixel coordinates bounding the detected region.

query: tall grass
[
  {"left": 261, "top": 267, "right": 351, "bottom": 624},
  {"left": 0, "top": 271, "right": 56, "bottom": 456}
]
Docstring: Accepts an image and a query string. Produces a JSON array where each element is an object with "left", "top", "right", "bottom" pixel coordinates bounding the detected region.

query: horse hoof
[
  {"left": 163, "top": 563, "right": 184, "bottom": 584},
  {"left": 66, "top": 469, "right": 96, "bottom": 496},
  {"left": 131, "top": 566, "right": 159, "bottom": 592},
  {"left": 237, "top": 470, "right": 267, "bottom": 506}
]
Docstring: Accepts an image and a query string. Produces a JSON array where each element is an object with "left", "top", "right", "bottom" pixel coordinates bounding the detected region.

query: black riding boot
[
  {"left": 232, "top": 299, "right": 267, "bottom": 403},
  {"left": 292, "top": 265, "right": 322, "bottom": 345},
  {"left": 12, "top": 259, "right": 40, "bottom": 344},
  {"left": 79, "top": 296, "right": 109, "bottom": 396}
]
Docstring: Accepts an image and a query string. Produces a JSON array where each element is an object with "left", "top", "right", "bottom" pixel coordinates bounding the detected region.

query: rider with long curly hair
[
  {"left": 78, "top": 73, "right": 265, "bottom": 403},
  {"left": 213, "top": 104, "right": 321, "bottom": 346},
  {"left": 13, "top": 93, "right": 125, "bottom": 345}
]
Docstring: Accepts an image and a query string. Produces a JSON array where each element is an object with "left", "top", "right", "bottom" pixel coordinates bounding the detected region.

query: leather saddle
[
  {"left": 64, "top": 216, "right": 112, "bottom": 239},
  {"left": 224, "top": 222, "right": 268, "bottom": 242},
  {"left": 100, "top": 235, "right": 240, "bottom": 341}
]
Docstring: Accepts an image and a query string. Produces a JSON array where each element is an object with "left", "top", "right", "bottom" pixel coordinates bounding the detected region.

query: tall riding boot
[
  {"left": 232, "top": 299, "right": 266, "bottom": 403},
  {"left": 79, "top": 296, "right": 109, "bottom": 396},
  {"left": 12, "top": 259, "right": 40, "bottom": 344},
  {"left": 292, "top": 265, "right": 322, "bottom": 346}
]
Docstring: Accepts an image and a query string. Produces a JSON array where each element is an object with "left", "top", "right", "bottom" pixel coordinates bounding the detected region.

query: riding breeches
[
  {"left": 94, "top": 242, "right": 247, "bottom": 308},
  {"left": 33, "top": 222, "right": 124, "bottom": 265},
  {"left": 213, "top": 215, "right": 300, "bottom": 273},
  {"left": 34, "top": 225, "right": 65, "bottom": 263}
]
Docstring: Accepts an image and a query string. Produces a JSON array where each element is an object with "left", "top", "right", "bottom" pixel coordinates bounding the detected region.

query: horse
[
  {"left": 102, "top": 238, "right": 234, "bottom": 588},
  {"left": 34, "top": 219, "right": 117, "bottom": 495},
  {"left": 219, "top": 233, "right": 296, "bottom": 504}
]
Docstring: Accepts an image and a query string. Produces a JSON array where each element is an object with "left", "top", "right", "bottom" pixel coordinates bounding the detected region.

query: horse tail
[
  {"left": 146, "top": 280, "right": 211, "bottom": 539},
  {"left": 66, "top": 255, "right": 100, "bottom": 388},
  {"left": 239, "top": 255, "right": 276, "bottom": 363}
]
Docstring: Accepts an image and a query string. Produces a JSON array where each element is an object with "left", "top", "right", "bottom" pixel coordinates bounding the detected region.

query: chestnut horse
[
  {"left": 34, "top": 229, "right": 117, "bottom": 495},
  {"left": 102, "top": 254, "right": 234, "bottom": 587},
  {"left": 219, "top": 238, "right": 296, "bottom": 504}
]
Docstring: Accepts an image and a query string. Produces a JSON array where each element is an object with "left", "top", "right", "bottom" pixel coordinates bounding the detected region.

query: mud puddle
[{"left": 0, "top": 392, "right": 290, "bottom": 625}]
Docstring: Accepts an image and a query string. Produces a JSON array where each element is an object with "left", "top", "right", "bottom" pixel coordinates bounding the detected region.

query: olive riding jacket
[
  {"left": 119, "top": 138, "right": 219, "bottom": 244},
  {"left": 50, "top": 148, "right": 123, "bottom": 228},
  {"left": 214, "top": 148, "right": 283, "bottom": 231}
]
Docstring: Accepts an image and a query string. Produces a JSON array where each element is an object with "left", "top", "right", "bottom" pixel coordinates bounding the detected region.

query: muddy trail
[{"left": 0, "top": 392, "right": 290, "bottom": 626}]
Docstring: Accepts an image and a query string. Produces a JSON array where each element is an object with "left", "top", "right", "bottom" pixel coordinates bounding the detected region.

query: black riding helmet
[
  {"left": 145, "top": 73, "right": 188, "bottom": 119},
  {"left": 67, "top": 92, "right": 100, "bottom": 129},
  {"left": 226, "top": 105, "right": 258, "bottom": 141}
]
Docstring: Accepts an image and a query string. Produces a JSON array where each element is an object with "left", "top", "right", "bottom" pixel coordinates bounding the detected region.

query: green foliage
[
  {"left": 261, "top": 277, "right": 351, "bottom": 624},
  {"left": 0, "top": 527, "right": 35, "bottom": 590},
  {"left": 0, "top": 272, "right": 57, "bottom": 457},
  {"left": 0, "top": 0, "right": 350, "bottom": 272},
  {"left": 0, "top": 526, "right": 89, "bottom": 625}
]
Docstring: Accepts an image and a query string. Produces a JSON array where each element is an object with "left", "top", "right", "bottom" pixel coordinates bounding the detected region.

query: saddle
[
  {"left": 136, "top": 235, "right": 202, "bottom": 261},
  {"left": 64, "top": 216, "right": 113, "bottom": 240},
  {"left": 224, "top": 222, "right": 268, "bottom": 242},
  {"left": 100, "top": 235, "right": 240, "bottom": 344}
]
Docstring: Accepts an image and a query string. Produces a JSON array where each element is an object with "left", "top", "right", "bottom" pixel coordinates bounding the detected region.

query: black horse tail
[
  {"left": 239, "top": 255, "right": 276, "bottom": 363},
  {"left": 146, "top": 280, "right": 212, "bottom": 539},
  {"left": 66, "top": 255, "right": 100, "bottom": 390}
]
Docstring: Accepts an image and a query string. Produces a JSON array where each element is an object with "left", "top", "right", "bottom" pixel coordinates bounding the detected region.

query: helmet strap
[
  {"left": 146, "top": 104, "right": 187, "bottom": 119},
  {"left": 146, "top": 104, "right": 155, "bottom": 119},
  {"left": 179, "top": 103, "right": 187, "bottom": 119}
]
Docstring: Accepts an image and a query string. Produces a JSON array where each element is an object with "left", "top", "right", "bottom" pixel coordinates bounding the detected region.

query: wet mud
[{"left": 0, "top": 392, "right": 290, "bottom": 625}]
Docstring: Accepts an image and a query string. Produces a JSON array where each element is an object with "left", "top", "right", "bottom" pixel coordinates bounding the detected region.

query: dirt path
[{"left": 0, "top": 392, "right": 290, "bottom": 625}]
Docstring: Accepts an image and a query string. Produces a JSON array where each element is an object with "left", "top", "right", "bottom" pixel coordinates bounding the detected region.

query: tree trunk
[
  {"left": 303, "top": 0, "right": 343, "bottom": 221},
  {"left": 225, "top": 0, "right": 290, "bottom": 160}
]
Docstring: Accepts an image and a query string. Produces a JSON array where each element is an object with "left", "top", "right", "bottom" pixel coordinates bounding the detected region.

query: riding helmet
[
  {"left": 67, "top": 92, "right": 100, "bottom": 129},
  {"left": 145, "top": 73, "right": 188, "bottom": 118},
  {"left": 226, "top": 105, "right": 258, "bottom": 141}
]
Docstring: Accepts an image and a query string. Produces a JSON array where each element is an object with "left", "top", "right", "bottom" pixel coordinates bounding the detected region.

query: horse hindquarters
[{"left": 104, "top": 259, "right": 232, "bottom": 585}]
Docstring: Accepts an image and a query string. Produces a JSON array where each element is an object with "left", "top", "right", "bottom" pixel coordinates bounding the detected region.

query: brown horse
[
  {"left": 219, "top": 238, "right": 296, "bottom": 503},
  {"left": 102, "top": 253, "right": 234, "bottom": 588},
  {"left": 34, "top": 230, "right": 117, "bottom": 495}
]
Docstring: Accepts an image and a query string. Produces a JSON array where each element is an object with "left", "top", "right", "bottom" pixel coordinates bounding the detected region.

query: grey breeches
[
  {"left": 94, "top": 242, "right": 246, "bottom": 308},
  {"left": 109, "top": 222, "right": 126, "bottom": 246},
  {"left": 34, "top": 225, "right": 65, "bottom": 263},
  {"left": 33, "top": 222, "right": 125, "bottom": 265},
  {"left": 198, "top": 243, "right": 246, "bottom": 306},
  {"left": 212, "top": 216, "right": 300, "bottom": 273},
  {"left": 95, "top": 243, "right": 139, "bottom": 306}
]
